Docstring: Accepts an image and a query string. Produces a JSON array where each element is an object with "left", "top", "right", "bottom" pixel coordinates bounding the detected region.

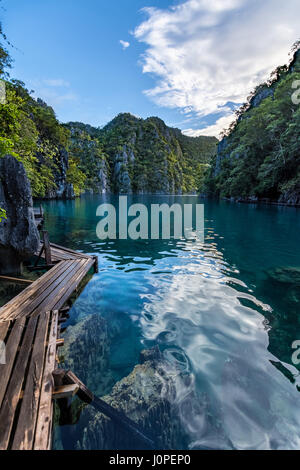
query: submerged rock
[
  {"left": 73, "top": 347, "right": 185, "bottom": 450},
  {"left": 60, "top": 314, "right": 114, "bottom": 395},
  {"left": 267, "top": 267, "right": 300, "bottom": 286},
  {"left": 0, "top": 155, "right": 40, "bottom": 274}
]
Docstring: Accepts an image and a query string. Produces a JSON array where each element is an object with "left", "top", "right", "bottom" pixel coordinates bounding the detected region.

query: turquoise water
[{"left": 44, "top": 195, "right": 300, "bottom": 450}]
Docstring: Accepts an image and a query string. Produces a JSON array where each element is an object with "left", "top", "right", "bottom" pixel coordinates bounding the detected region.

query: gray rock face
[
  {"left": 61, "top": 314, "right": 114, "bottom": 395},
  {"left": 45, "top": 147, "right": 75, "bottom": 199},
  {"left": 74, "top": 347, "right": 185, "bottom": 450},
  {"left": 250, "top": 86, "right": 274, "bottom": 108},
  {"left": 113, "top": 146, "right": 132, "bottom": 194},
  {"left": 279, "top": 187, "right": 300, "bottom": 206},
  {"left": 0, "top": 155, "right": 40, "bottom": 274},
  {"left": 213, "top": 137, "right": 230, "bottom": 177}
]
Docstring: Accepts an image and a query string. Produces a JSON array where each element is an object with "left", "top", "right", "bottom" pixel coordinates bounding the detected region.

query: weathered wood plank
[
  {"left": 0, "top": 320, "right": 10, "bottom": 342},
  {"left": 0, "top": 240, "right": 95, "bottom": 449},
  {"left": 52, "top": 258, "right": 94, "bottom": 311},
  {"left": 36, "top": 242, "right": 91, "bottom": 261},
  {"left": 29, "top": 259, "right": 87, "bottom": 318},
  {"left": 11, "top": 312, "right": 51, "bottom": 450},
  {"left": 4, "top": 260, "right": 79, "bottom": 322},
  {"left": 0, "top": 261, "right": 69, "bottom": 321},
  {"left": 33, "top": 311, "right": 58, "bottom": 450},
  {"left": 48, "top": 243, "right": 91, "bottom": 260},
  {"left": 52, "top": 384, "right": 79, "bottom": 400},
  {"left": 0, "top": 318, "right": 26, "bottom": 409},
  {"left": 0, "top": 276, "right": 33, "bottom": 285},
  {"left": 0, "top": 316, "right": 38, "bottom": 450}
]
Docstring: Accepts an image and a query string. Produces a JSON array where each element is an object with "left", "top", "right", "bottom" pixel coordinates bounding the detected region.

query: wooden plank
[
  {"left": 0, "top": 276, "right": 33, "bottom": 285},
  {"left": 29, "top": 259, "right": 87, "bottom": 318},
  {"left": 52, "top": 384, "right": 79, "bottom": 400},
  {"left": 60, "top": 370, "right": 94, "bottom": 404},
  {"left": 60, "top": 370, "right": 155, "bottom": 449},
  {"left": 2, "top": 260, "right": 77, "bottom": 322},
  {"left": 0, "top": 315, "right": 38, "bottom": 450},
  {"left": 0, "top": 261, "right": 69, "bottom": 321},
  {"left": 0, "top": 318, "right": 26, "bottom": 409},
  {"left": 93, "top": 256, "right": 99, "bottom": 273},
  {"left": 11, "top": 312, "right": 51, "bottom": 450},
  {"left": 0, "top": 321, "right": 10, "bottom": 342},
  {"left": 51, "top": 258, "right": 94, "bottom": 311},
  {"left": 34, "top": 311, "right": 58, "bottom": 450},
  {"left": 49, "top": 243, "right": 91, "bottom": 259}
]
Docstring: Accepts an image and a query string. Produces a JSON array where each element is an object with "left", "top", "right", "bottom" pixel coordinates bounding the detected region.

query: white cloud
[
  {"left": 37, "top": 89, "right": 77, "bottom": 105},
  {"left": 183, "top": 114, "right": 234, "bottom": 138},
  {"left": 43, "top": 79, "right": 70, "bottom": 87},
  {"left": 120, "top": 40, "right": 130, "bottom": 50},
  {"left": 134, "top": 0, "right": 300, "bottom": 137},
  {"left": 28, "top": 79, "right": 77, "bottom": 109}
]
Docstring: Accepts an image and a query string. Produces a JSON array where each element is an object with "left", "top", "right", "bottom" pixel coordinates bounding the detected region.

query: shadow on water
[{"left": 39, "top": 195, "right": 300, "bottom": 450}]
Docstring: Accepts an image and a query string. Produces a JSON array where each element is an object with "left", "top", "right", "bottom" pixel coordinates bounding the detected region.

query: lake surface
[{"left": 44, "top": 195, "right": 300, "bottom": 450}]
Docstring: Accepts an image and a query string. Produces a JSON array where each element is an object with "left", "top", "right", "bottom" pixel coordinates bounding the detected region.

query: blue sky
[{"left": 2, "top": 0, "right": 300, "bottom": 137}]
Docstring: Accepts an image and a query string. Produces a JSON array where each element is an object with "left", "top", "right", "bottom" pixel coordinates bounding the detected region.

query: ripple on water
[{"left": 43, "top": 196, "right": 300, "bottom": 450}]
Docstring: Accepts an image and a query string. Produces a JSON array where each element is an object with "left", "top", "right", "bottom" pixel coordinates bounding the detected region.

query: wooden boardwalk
[{"left": 0, "top": 241, "right": 97, "bottom": 450}]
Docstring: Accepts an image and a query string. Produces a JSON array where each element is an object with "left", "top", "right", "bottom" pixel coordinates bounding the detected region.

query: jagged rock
[
  {"left": 0, "top": 155, "right": 40, "bottom": 274},
  {"left": 73, "top": 347, "right": 185, "bottom": 450},
  {"left": 60, "top": 314, "right": 114, "bottom": 395},
  {"left": 48, "top": 147, "right": 75, "bottom": 199}
]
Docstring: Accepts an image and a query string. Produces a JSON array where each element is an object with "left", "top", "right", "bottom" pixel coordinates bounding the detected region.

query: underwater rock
[
  {"left": 267, "top": 267, "right": 300, "bottom": 286},
  {"left": 0, "top": 155, "right": 40, "bottom": 274},
  {"left": 266, "top": 266, "right": 300, "bottom": 306},
  {"left": 60, "top": 314, "right": 114, "bottom": 395},
  {"left": 73, "top": 347, "right": 185, "bottom": 450}
]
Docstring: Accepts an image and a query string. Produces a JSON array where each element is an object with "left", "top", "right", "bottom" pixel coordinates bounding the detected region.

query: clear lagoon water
[{"left": 42, "top": 195, "right": 300, "bottom": 450}]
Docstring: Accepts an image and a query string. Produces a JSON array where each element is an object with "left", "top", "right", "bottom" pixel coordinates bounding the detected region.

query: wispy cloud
[
  {"left": 120, "top": 40, "right": 130, "bottom": 50},
  {"left": 43, "top": 78, "right": 70, "bottom": 87},
  {"left": 134, "top": 0, "right": 300, "bottom": 137},
  {"left": 29, "top": 78, "right": 77, "bottom": 109},
  {"left": 183, "top": 114, "right": 234, "bottom": 138}
]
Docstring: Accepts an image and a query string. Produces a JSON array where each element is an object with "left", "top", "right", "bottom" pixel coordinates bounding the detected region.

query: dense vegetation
[
  {"left": 207, "top": 45, "right": 300, "bottom": 204},
  {"left": 66, "top": 114, "right": 217, "bottom": 194}
]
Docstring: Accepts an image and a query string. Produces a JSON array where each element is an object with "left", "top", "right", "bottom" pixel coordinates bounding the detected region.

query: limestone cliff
[
  {"left": 0, "top": 155, "right": 39, "bottom": 274},
  {"left": 65, "top": 115, "right": 217, "bottom": 195}
]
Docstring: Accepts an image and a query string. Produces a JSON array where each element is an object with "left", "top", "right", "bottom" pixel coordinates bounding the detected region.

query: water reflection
[{"left": 40, "top": 195, "right": 300, "bottom": 449}]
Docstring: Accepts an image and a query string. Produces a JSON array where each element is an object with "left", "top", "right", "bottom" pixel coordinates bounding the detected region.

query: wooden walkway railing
[{"left": 0, "top": 238, "right": 98, "bottom": 450}]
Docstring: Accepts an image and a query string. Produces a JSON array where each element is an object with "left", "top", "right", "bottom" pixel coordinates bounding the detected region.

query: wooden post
[
  {"left": 93, "top": 256, "right": 99, "bottom": 274},
  {"left": 52, "top": 369, "right": 155, "bottom": 449},
  {"left": 42, "top": 231, "right": 52, "bottom": 266}
]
